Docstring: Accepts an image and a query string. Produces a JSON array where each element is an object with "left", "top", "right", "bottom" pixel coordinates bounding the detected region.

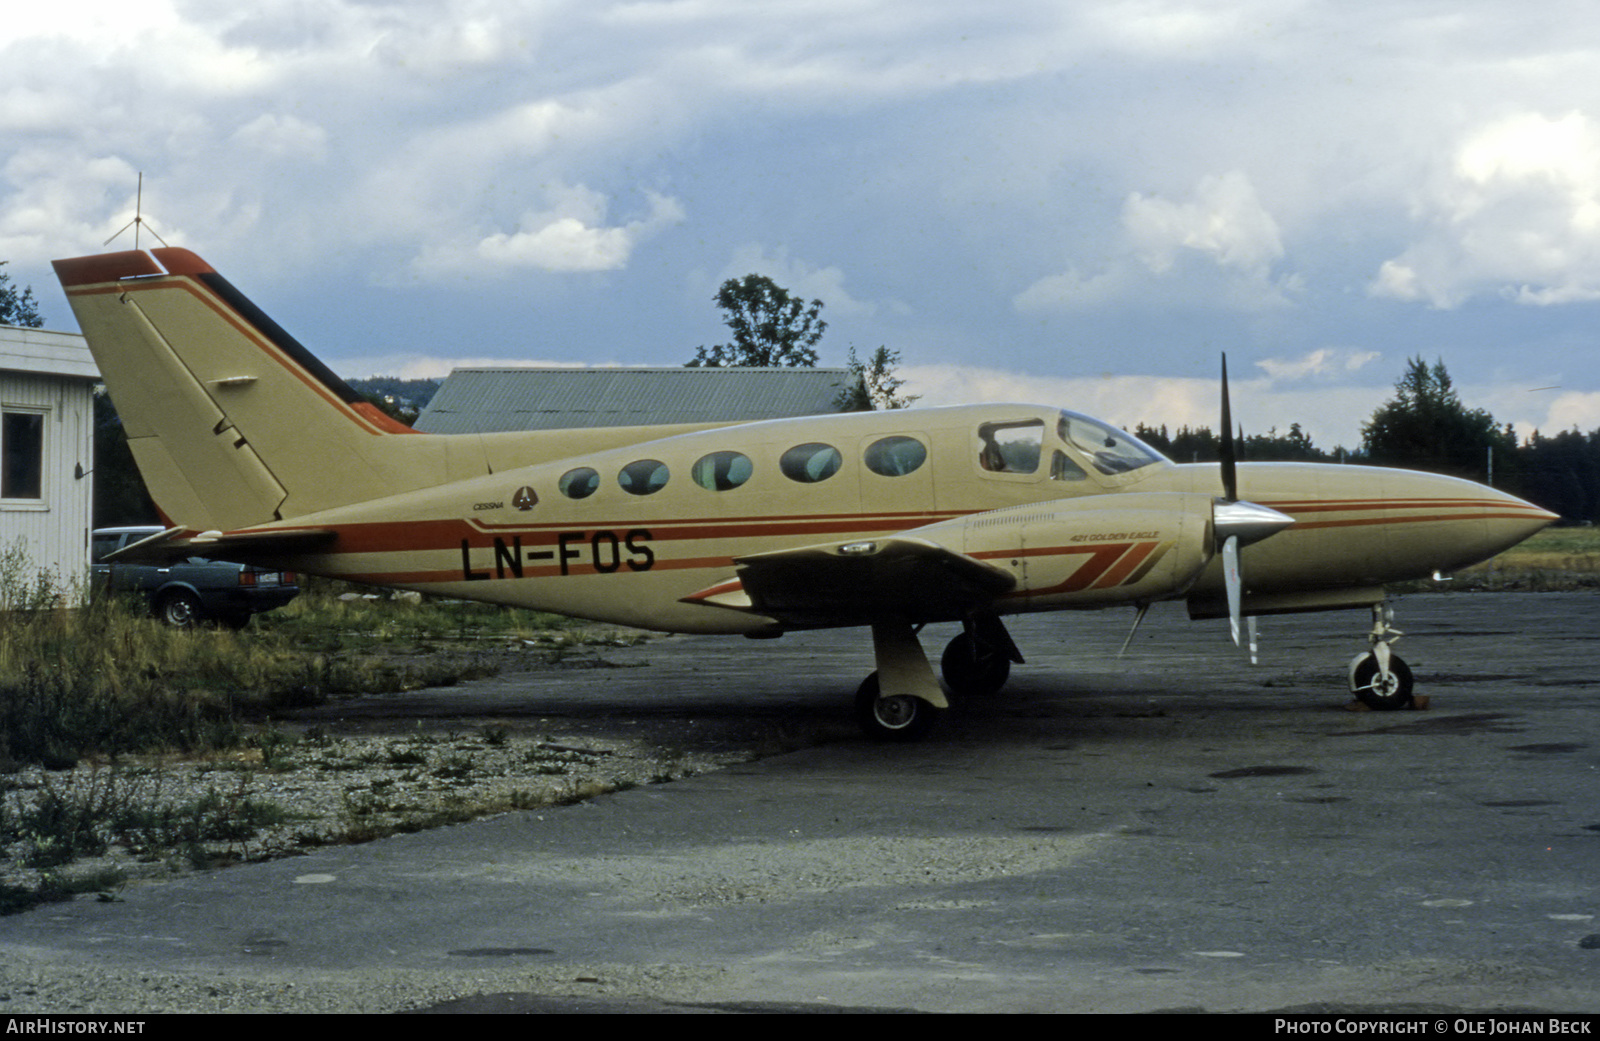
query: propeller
[{"left": 1211, "top": 353, "right": 1294, "bottom": 662}]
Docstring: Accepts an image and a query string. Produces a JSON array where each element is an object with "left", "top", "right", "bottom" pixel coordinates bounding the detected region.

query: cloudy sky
[{"left": 6, "top": 0, "right": 1600, "bottom": 450}]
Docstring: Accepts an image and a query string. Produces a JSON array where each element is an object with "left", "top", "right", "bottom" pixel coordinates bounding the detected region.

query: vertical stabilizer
[{"left": 55, "top": 249, "right": 443, "bottom": 532}]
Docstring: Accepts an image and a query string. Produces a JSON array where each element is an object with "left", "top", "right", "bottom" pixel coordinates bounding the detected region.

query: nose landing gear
[{"left": 1348, "top": 602, "right": 1414, "bottom": 710}]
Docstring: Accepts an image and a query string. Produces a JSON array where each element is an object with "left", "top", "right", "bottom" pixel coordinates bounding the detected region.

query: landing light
[{"left": 839, "top": 541, "right": 877, "bottom": 555}]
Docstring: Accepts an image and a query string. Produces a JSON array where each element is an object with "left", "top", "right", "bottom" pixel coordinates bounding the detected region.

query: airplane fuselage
[{"left": 251, "top": 403, "right": 1550, "bottom": 634}]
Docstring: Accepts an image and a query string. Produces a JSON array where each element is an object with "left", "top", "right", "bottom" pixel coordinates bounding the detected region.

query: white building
[{"left": 0, "top": 325, "right": 97, "bottom": 601}]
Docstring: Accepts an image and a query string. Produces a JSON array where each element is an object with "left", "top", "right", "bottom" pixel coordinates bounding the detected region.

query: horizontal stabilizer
[{"left": 107, "top": 526, "right": 337, "bottom": 565}]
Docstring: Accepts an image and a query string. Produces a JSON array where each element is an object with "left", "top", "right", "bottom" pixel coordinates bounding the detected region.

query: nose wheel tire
[
  {"left": 855, "top": 673, "right": 940, "bottom": 741},
  {"left": 1349, "top": 652, "right": 1414, "bottom": 710}
]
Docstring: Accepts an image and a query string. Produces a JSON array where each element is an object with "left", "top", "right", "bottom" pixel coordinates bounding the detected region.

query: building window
[{"left": 1, "top": 411, "right": 44, "bottom": 500}]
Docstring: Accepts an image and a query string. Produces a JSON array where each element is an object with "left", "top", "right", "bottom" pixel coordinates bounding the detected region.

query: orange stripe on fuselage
[{"left": 263, "top": 511, "right": 966, "bottom": 555}]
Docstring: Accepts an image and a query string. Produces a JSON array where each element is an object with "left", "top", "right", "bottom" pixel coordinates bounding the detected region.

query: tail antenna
[{"left": 103, "top": 173, "right": 170, "bottom": 250}]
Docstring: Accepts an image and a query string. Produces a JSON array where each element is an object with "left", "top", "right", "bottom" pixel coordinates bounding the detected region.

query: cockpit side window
[
  {"left": 1057, "top": 412, "right": 1162, "bottom": 476},
  {"left": 976, "top": 420, "right": 1043, "bottom": 475},
  {"left": 1050, "top": 450, "right": 1088, "bottom": 481}
]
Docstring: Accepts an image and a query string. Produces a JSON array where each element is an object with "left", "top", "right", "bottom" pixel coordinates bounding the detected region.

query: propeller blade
[
  {"left": 1223, "top": 534, "right": 1242, "bottom": 647},
  {"left": 1219, "top": 353, "right": 1238, "bottom": 502}
]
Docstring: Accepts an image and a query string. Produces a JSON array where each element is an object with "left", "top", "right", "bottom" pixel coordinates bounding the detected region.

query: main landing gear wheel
[
  {"left": 1349, "top": 652, "right": 1414, "bottom": 711},
  {"left": 855, "top": 672, "right": 941, "bottom": 742},
  {"left": 940, "top": 632, "right": 1011, "bottom": 697}
]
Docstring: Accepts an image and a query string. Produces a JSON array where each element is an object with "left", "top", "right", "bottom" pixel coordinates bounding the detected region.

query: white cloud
[
  {"left": 1016, "top": 171, "right": 1297, "bottom": 313},
  {"left": 1012, "top": 266, "right": 1137, "bottom": 312},
  {"left": 0, "top": 151, "right": 142, "bottom": 263},
  {"left": 231, "top": 114, "right": 328, "bottom": 161},
  {"left": 415, "top": 186, "right": 685, "bottom": 275},
  {"left": 1373, "top": 111, "right": 1600, "bottom": 307},
  {"left": 3, "top": 0, "right": 1599, "bottom": 429},
  {"left": 1125, "top": 171, "right": 1284, "bottom": 276},
  {"left": 1543, "top": 390, "right": 1600, "bottom": 433},
  {"left": 1254, "top": 348, "right": 1382, "bottom": 383},
  {"left": 716, "top": 245, "right": 881, "bottom": 317},
  {"left": 1467, "top": 383, "right": 1600, "bottom": 441},
  {"left": 0, "top": 0, "right": 183, "bottom": 49}
]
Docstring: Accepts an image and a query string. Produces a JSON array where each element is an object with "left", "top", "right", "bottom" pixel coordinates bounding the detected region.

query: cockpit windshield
[{"left": 1057, "top": 411, "right": 1165, "bottom": 475}]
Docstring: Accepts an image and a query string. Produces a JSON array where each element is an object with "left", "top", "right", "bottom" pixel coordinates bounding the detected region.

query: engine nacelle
[{"left": 913, "top": 491, "right": 1217, "bottom": 610}]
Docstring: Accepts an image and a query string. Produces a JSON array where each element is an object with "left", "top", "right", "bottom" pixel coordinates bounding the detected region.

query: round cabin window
[
  {"left": 558, "top": 467, "right": 600, "bottom": 499},
  {"left": 863, "top": 435, "right": 927, "bottom": 477},
  {"left": 691, "top": 450, "right": 754, "bottom": 491},
  {"left": 779, "top": 443, "right": 842, "bottom": 483},
  {"left": 618, "top": 459, "right": 670, "bottom": 495}
]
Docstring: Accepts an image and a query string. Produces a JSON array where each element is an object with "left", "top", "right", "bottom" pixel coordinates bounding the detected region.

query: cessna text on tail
[{"left": 55, "top": 248, "right": 1556, "bottom": 739}]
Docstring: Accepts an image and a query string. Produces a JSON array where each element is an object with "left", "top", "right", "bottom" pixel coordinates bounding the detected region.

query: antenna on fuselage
[{"left": 104, "top": 173, "right": 170, "bottom": 250}]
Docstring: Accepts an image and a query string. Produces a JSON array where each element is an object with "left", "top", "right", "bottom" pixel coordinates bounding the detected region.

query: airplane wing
[{"left": 681, "top": 535, "right": 1016, "bottom": 628}]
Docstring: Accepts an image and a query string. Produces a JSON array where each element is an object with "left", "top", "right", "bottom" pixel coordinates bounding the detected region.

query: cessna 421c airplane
[{"left": 56, "top": 248, "right": 1556, "bottom": 739}]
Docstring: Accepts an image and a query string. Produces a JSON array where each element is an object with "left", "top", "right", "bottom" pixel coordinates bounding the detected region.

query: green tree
[
  {"left": 688, "top": 275, "right": 826, "bottom": 367},
  {"left": 0, "top": 262, "right": 43, "bottom": 328},
  {"left": 1362, "top": 357, "right": 1513, "bottom": 481},
  {"left": 1137, "top": 421, "right": 1332, "bottom": 463},
  {"left": 1243, "top": 422, "right": 1328, "bottom": 462},
  {"left": 93, "top": 391, "right": 157, "bottom": 526},
  {"left": 836, "top": 346, "right": 917, "bottom": 411}
]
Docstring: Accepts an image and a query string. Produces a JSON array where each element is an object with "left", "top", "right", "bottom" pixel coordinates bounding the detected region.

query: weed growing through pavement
[{"left": 0, "top": 768, "right": 290, "bottom": 914}]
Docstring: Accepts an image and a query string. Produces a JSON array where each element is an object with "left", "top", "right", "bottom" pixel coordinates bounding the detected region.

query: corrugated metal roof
[
  {"left": 414, "top": 367, "right": 855, "bottom": 433},
  {"left": 0, "top": 326, "right": 98, "bottom": 380}
]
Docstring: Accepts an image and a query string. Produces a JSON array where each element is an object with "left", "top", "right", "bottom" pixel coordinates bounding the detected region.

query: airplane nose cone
[{"left": 1384, "top": 470, "right": 1556, "bottom": 573}]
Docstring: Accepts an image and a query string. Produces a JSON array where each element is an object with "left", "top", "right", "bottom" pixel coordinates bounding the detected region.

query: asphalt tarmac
[{"left": 2, "top": 592, "right": 1596, "bottom": 1014}]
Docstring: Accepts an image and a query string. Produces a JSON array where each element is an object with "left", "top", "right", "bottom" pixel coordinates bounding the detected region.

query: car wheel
[{"left": 158, "top": 591, "right": 204, "bottom": 629}]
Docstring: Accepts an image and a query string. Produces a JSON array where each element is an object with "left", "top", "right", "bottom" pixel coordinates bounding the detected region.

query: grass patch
[
  {"left": 1450, "top": 525, "right": 1600, "bottom": 590},
  {"left": 0, "top": 550, "right": 632, "bottom": 770}
]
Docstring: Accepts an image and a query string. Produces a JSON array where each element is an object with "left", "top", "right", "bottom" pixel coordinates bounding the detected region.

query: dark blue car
[{"left": 91, "top": 526, "right": 299, "bottom": 629}]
